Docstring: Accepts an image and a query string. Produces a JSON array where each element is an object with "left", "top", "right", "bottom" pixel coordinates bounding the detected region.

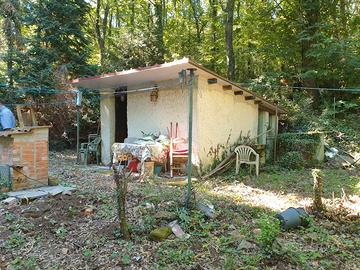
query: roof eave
[{"left": 187, "top": 59, "right": 286, "bottom": 114}]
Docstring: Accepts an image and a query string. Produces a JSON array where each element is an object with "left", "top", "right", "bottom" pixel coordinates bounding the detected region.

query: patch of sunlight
[
  {"left": 203, "top": 181, "right": 360, "bottom": 216},
  {"left": 356, "top": 180, "right": 360, "bottom": 195},
  {"left": 207, "top": 182, "right": 312, "bottom": 212}
]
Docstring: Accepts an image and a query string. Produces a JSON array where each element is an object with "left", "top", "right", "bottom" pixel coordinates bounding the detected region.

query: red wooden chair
[{"left": 170, "top": 137, "right": 188, "bottom": 177}]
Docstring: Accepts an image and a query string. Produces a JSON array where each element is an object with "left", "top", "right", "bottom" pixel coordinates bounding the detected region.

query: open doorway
[{"left": 115, "top": 87, "right": 128, "bottom": 142}]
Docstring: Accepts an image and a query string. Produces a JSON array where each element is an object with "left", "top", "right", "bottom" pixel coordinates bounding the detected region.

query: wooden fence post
[{"left": 113, "top": 167, "right": 130, "bottom": 239}]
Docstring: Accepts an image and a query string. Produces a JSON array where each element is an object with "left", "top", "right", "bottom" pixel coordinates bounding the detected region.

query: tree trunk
[
  {"left": 209, "top": 0, "right": 218, "bottom": 70},
  {"left": 301, "top": 0, "right": 321, "bottom": 104},
  {"left": 189, "top": 0, "right": 201, "bottom": 43},
  {"left": 113, "top": 170, "right": 130, "bottom": 239},
  {"left": 153, "top": 0, "right": 165, "bottom": 62},
  {"left": 312, "top": 169, "right": 325, "bottom": 212},
  {"left": 5, "top": 25, "right": 14, "bottom": 87},
  {"left": 339, "top": 0, "right": 347, "bottom": 37},
  {"left": 95, "top": 0, "right": 109, "bottom": 67},
  {"left": 223, "top": 0, "right": 235, "bottom": 80},
  {"left": 130, "top": 0, "right": 135, "bottom": 29}
]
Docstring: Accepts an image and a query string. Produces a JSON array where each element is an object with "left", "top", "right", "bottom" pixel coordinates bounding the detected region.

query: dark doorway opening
[{"left": 115, "top": 87, "right": 128, "bottom": 143}]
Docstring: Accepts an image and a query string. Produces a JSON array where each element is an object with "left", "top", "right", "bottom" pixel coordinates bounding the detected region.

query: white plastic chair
[{"left": 234, "top": 145, "right": 259, "bottom": 176}]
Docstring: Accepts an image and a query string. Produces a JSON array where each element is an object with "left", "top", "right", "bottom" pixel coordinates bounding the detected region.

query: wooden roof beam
[
  {"left": 223, "top": 85, "right": 232, "bottom": 90},
  {"left": 207, "top": 78, "right": 217, "bottom": 84},
  {"left": 234, "top": 91, "right": 243, "bottom": 95},
  {"left": 245, "top": 96, "right": 256, "bottom": 101},
  {"left": 254, "top": 100, "right": 262, "bottom": 104}
]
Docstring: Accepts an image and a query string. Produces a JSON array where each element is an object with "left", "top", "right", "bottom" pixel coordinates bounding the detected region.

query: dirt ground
[{"left": 0, "top": 151, "right": 359, "bottom": 269}]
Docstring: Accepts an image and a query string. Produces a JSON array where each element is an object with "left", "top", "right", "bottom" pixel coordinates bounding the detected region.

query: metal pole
[
  {"left": 76, "top": 107, "right": 80, "bottom": 163},
  {"left": 76, "top": 90, "right": 82, "bottom": 164},
  {"left": 186, "top": 68, "right": 196, "bottom": 208},
  {"left": 273, "top": 105, "right": 278, "bottom": 163}
]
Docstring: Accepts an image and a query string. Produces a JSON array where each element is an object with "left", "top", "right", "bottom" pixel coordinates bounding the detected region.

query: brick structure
[{"left": 0, "top": 126, "right": 50, "bottom": 191}]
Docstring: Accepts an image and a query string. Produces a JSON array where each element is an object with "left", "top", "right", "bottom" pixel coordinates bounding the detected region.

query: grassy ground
[
  {"left": 221, "top": 166, "right": 360, "bottom": 198},
  {"left": 0, "top": 152, "right": 359, "bottom": 269}
]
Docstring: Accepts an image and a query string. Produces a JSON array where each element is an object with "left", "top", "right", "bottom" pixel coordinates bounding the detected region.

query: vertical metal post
[
  {"left": 273, "top": 105, "right": 278, "bottom": 163},
  {"left": 186, "top": 68, "right": 195, "bottom": 208},
  {"left": 76, "top": 90, "right": 82, "bottom": 164},
  {"left": 76, "top": 107, "right": 80, "bottom": 163}
]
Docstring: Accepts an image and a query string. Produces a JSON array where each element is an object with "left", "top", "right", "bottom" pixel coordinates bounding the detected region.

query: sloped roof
[{"left": 71, "top": 58, "right": 285, "bottom": 114}]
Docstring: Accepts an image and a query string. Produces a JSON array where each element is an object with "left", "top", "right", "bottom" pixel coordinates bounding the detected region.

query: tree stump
[
  {"left": 113, "top": 167, "right": 130, "bottom": 239},
  {"left": 312, "top": 169, "right": 325, "bottom": 212}
]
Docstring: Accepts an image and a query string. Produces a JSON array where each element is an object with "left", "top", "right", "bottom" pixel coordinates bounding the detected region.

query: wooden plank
[
  {"left": 16, "top": 106, "right": 24, "bottom": 128},
  {"left": 223, "top": 85, "right": 232, "bottom": 90},
  {"left": 254, "top": 100, "right": 262, "bottom": 104},
  {"left": 245, "top": 96, "right": 255, "bottom": 100},
  {"left": 30, "top": 108, "right": 38, "bottom": 126},
  {"left": 16, "top": 106, "right": 38, "bottom": 127},
  {"left": 234, "top": 91, "right": 243, "bottom": 95},
  {"left": 207, "top": 78, "right": 217, "bottom": 84}
]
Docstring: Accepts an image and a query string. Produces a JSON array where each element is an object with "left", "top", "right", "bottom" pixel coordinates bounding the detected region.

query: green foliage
[
  {"left": 256, "top": 215, "right": 280, "bottom": 254},
  {"left": 55, "top": 226, "right": 68, "bottom": 239},
  {"left": 121, "top": 254, "right": 131, "bottom": 265},
  {"left": 278, "top": 151, "right": 305, "bottom": 169},
  {"left": 0, "top": 0, "right": 358, "bottom": 151},
  {"left": 5, "top": 231, "right": 25, "bottom": 249},
  {"left": 0, "top": 191, "right": 8, "bottom": 200},
  {"left": 10, "top": 256, "right": 38, "bottom": 270},
  {"left": 277, "top": 133, "right": 321, "bottom": 168},
  {"left": 82, "top": 249, "right": 92, "bottom": 257},
  {"left": 156, "top": 240, "right": 195, "bottom": 267},
  {"left": 19, "top": 0, "right": 92, "bottom": 87}
]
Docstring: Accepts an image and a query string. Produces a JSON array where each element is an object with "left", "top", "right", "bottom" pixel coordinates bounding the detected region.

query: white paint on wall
[
  {"left": 258, "top": 111, "right": 270, "bottom": 144},
  {"left": 99, "top": 76, "right": 259, "bottom": 170},
  {"left": 100, "top": 90, "right": 115, "bottom": 165},
  {"left": 196, "top": 76, "right": 259, "bottom": 170},
  {"left": 127, "top": 80, "right": 189, "bottom": 139}
]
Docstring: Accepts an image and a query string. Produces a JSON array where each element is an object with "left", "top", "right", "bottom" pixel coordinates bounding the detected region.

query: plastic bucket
[
  {"left": 275, "top": 207, "right": 309, "bottom": 230},
  {"left": 154, "top": 165, "right": 162, "bottom": 175}
]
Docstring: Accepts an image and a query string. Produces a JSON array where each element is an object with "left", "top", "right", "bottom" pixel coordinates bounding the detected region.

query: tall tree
[
  {"left": 0, "top": 0, "right": 22, "bottom": 87},
  {"left": 209, "top": 0, "right": 219, "bottom": 70},
  {"left": 95, "top": 0, "right": 110, "bottom": 67},
  {"left": 300, "top": 0, "right": 321, "bottom": 90},
  {"left": 151, "top": 0, "right": 166, "bottom": 62},
  {"left": 221, "top": 0, "right": 235, "bottom": 80},
  {"left": 21, "top": 0, "right": 91, "bottom": 87}
]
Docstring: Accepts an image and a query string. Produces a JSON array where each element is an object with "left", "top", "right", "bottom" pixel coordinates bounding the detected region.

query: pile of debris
[
  {"left": 325, "top": 144, "right": 360, "bottom": 168},
  {"left": 1, "top": 185, "right": 76, "bottom": 206}
]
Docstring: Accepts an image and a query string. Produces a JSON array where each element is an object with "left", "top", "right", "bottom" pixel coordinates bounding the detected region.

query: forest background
[{"left": 0, "top": 0, "right": 359, "bottom": 152}]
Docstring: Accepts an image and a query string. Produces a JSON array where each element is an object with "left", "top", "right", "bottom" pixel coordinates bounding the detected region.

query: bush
[
  {"left": 256, "top": 215, "right": 281, "bottom": 254},
  {"left": 277, "top": 132, "right": 322, "bottom": 168},
  {"left": 278, "top": 151, "right": 304, "bottom": 169}
]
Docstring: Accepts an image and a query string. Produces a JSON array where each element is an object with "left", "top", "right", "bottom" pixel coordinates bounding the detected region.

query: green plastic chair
[{"left": 80, "top": 134, "right": 101, "bottom": 165}]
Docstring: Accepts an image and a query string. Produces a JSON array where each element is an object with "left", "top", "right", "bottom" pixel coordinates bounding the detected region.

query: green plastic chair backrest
[{"left": 88, "top": 136, "right": 101, "bottom": 152}]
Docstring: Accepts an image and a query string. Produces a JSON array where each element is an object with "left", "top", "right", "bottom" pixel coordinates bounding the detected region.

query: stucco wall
[
  {"left": 100, "top": 90, "right": 115, "bottom": 165},
  {"left": 196, "top": 76, "right": 259, "bottom": 170},
  {"left": 99, "top": 76, "right": 259, "bottom": 170},
  {"left": 258, "top": 111, "right": 270, "bottom": 144},
  {"left": 127, "top": 79, "right": 190, "bottom": 139}
]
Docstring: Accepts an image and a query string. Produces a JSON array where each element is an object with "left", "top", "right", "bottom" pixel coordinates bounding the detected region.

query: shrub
[
  {"left": 256, "top": 215, "right": 281, "bottom": 254},
  {"left": 278, "top": 151, "right": 304, "bottom": 169},
  {"left": 277, "top": 132, "right": 322, "bottom": 168}
]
